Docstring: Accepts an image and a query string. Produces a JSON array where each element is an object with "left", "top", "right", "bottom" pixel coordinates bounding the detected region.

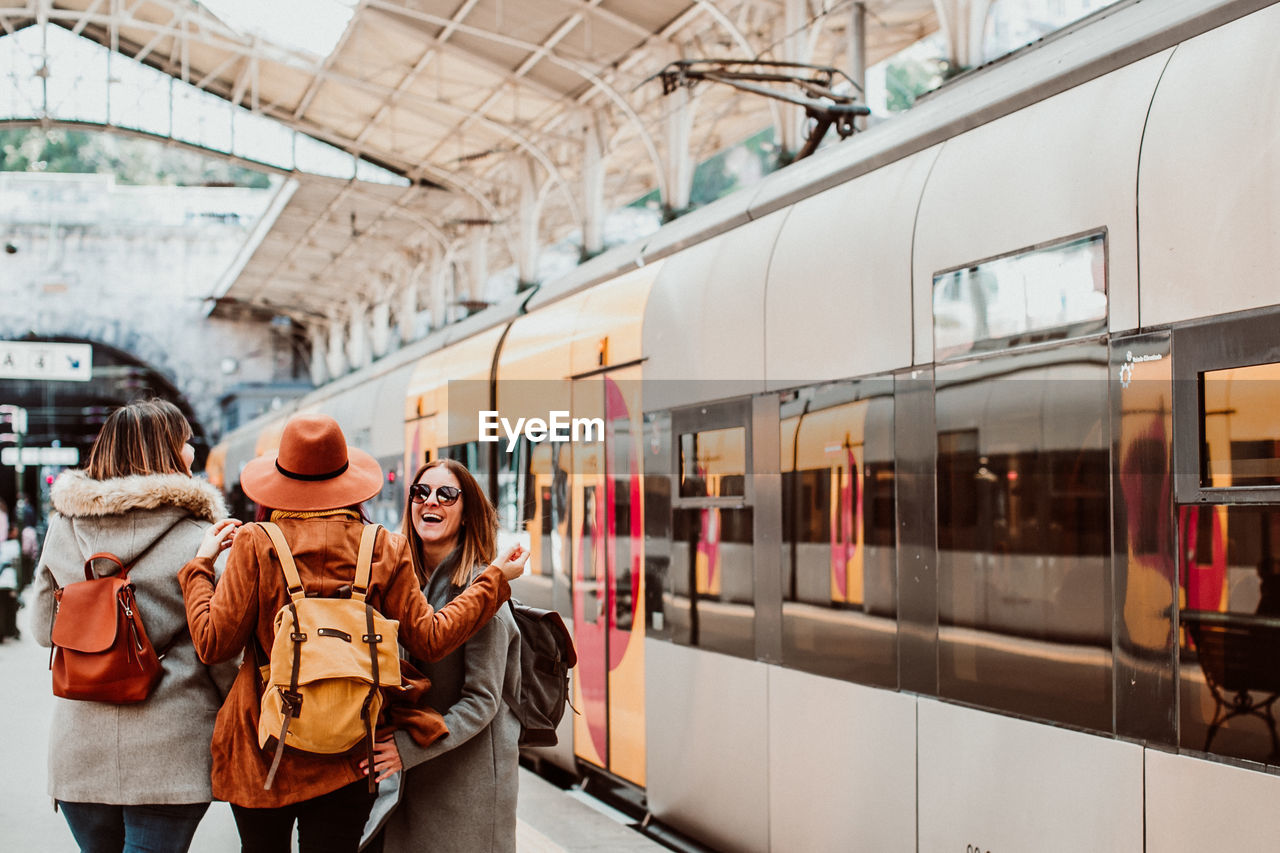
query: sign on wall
[
  {"left": 1, "top": 446, "right": 79, "bottom": 467},
  {"left": 0, "top": 341, "right": 92, "bottom": 382}
]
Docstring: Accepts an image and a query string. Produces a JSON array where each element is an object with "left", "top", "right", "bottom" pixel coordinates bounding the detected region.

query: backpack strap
[
  {"left": 263, "top": 601, "right": 302, "bottom": 792},
  {"left": 257, "top": 520, "right": 307, "bottom": 791},
  {"left": 500, "top": 599, "right": 530, "bottom": 732},
  {"left": 354, "top": 523, "right": 381, "bottom": 792},
  {"left": 351, "top": 524, "right": 380, "bottom": 603},
  {"left": 258, "top": 522, "right": 306, "bottom": 602},
  {"left": 361, "top": 597, "right": 379, "bottom": 793}
]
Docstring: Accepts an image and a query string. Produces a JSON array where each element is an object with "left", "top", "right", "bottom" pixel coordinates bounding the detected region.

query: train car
[{"left": 211, "top": 1, "right": 1280, "bottom": 849}]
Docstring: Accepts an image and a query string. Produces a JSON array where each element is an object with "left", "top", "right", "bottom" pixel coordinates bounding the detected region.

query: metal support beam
[
  {"left": 467, "top": 227, "right": 489, "bottom": 310},
  {"left": 309, "top": 325, "right": 328, "bottom": 386},
  {"left": 850, "top": 2, "right": 867, "bottom": 130},
  {"left": 581, "top": 111, "right": 604, "bottom": 258},
  {"left": 326, "top": 313, "right": 348, "bottom": 379},
  {"left": 430, "top": 256, "right": 452, "bottom": 330},
  {"left": 663, "top": 85, "right": 694, "bottom": 218},
  {"left": 778, "top": 0, "right": 810, "bottom": 159},
  {"left": 398, "top": 265, "right": 422, "bottom": 343},
  {"left": 346, "top": 298, "right": 369, "bottom": 370},
  {"left": 515, "top": 156, "right": 540, "bottom": 288},
  {"left": 369, "top": 298, "right": 391, "bottom": 359}
]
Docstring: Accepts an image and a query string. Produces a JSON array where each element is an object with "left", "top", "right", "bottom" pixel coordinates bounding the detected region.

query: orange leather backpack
[{"left": 50, "top": 552, "right": 164, "bottom": 703}]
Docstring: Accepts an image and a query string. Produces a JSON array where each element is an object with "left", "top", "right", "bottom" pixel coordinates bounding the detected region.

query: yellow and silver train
[{"left": 211, "top": 1, "right": 1280, "bottom": 849}]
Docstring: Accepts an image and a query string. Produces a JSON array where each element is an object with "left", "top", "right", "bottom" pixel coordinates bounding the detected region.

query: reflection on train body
[
  {"left": 780, "top": 381, "right": 897, "bottom": 686},
  {"left": 936, "top": 344, "right": 1113, "bottom": 730}
]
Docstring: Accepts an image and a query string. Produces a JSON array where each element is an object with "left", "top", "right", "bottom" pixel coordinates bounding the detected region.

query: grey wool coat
[
  {"left": 379, "top": 560, "right": 522, "bottom": 853},
  {"left": 32, "top": 470, "right": 235, "bottom": 805}
]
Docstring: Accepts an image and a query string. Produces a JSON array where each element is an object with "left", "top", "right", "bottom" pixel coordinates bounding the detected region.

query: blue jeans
[{"left": 59, "top": 801, "right": 210, "bottom": 853}]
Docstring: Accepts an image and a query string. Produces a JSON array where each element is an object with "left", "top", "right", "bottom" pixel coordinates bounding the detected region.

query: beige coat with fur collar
[{"left": 33, "top": 470, "right": 234, "bottom": 805}]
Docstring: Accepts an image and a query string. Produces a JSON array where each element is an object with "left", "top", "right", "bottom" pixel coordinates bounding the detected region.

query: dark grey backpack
[{"left": 502, "top": 600, "right": 577, "bottom": 747}]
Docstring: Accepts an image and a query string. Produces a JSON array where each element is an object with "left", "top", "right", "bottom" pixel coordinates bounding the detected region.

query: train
[{"left": 208, "top": 1, "right": 1280, "bottom": 849}]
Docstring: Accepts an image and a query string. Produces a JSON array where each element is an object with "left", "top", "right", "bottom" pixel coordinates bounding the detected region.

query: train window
[
  {"left": 608, "top": 404, "right": 638, "bottom": 632},
  {"left": 653, "top": 400, "right": 757, "bottom": 657},
  {"left": 679, "top": 426, "right": 746, "bottom": 499},
  {"left": 933, "top": 232, "right": 1107, "bottom": 361},
  {"left": 778, "top": 380, "right": 897, "bottom": 686},
  {"left": 1178, "top": 504, "right": 1280, "bottom": 765},
  {"left": 501, "top": 440, "right": 568, "bottom": 614},
  {"left": 439, "top": 441, "right": 483, "bottom": 475},
  {"left": 644, "top": 411, "right": 674, "bottom": 637},
  {"left": 494, "top": 435, "right": 536, "bottom": 534},
  {"left": 1173, "top": 309, "right": 1280, "bottom": 505},
  {"left": 935, "top": 340, "right": 1113, "bottom": 732},
  {"left": 936, "top": 430, "right": 980, "bottom": 552},
  {"left": 1200, "top": 363, "right": 1280, "bottom": 488},
  {"left": 581, "top": 485, "right": 601, "bottom": 625},
  {"left": 666, "top": 506, "right": 756, "bottom": 658}
]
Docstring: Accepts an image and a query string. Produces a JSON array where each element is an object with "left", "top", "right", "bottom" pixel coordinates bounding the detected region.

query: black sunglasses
[{"left": 409, "top": 483, "right": 462, "bottom": 505}]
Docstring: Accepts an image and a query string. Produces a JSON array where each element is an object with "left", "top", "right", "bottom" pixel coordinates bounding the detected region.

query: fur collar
[{"left": 51, "top": 469, "right": 227, "bottom": 522}]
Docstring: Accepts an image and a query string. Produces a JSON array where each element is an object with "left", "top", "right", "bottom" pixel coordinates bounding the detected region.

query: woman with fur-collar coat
[{"left": 32, "top": 400, "right": 236, "bottom": 853}]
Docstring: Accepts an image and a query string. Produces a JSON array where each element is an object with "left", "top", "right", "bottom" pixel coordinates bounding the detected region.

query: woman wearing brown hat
[{"left": 178, "top": 413, "right": 527, "bottom": 853}]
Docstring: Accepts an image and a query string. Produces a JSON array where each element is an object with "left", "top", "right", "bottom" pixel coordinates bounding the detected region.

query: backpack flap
[
  {"left": 51, "top": 577, "right": 127, "bottom": 653},
  {"left": 266, "top": 599, "right": 401, "bottom": 688},
  {"left": 524, "top": 607, "right": 577, "bottom": 669}
]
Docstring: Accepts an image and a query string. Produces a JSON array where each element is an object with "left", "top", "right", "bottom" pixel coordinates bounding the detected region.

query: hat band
[{"left": 275, "top": 459, "right": 349, "bottom": 482}]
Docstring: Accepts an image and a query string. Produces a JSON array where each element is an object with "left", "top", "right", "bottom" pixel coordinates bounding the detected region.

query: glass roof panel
[
  {"left": 198, "top": 0, "right": 359, "bottom": 60},
  {"left": 0, "top": 25, "right": 405, "bottom": 185}
]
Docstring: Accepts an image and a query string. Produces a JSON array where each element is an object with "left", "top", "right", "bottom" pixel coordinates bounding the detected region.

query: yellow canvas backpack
[{"left": 255, "top": 522, "right": 401, "bottom": 791}]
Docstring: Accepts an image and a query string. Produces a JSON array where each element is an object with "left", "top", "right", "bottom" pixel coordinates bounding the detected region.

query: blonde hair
[
  {"left": 401, "top": 458, "right": 496, "bottom": 587},
  {"left": 85, "top": 399, "right": 192, "bottom": 480}
]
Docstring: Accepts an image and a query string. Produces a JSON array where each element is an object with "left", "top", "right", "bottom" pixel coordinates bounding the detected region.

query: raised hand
[
  {"left": 196, "top": 518, "right": 241, "bottom": 560},
  {"left": 490, "top": 543, "right": 530, "bottom": 582}
]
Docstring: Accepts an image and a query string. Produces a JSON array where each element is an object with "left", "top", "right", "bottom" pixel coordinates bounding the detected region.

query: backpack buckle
[
  {"left": 280, "top": 689, "right": 303, "bottom": 714},
  {"left": 361, "top": 633, "right": 382, "bottom": 643},
  {"left": 290, "top": 632, "right": 307, "bottom": 642}
]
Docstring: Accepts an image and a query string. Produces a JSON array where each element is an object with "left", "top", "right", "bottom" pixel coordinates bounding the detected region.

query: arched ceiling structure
[{"left": 0, "top": 0, "right": 942, "bottom": 329}]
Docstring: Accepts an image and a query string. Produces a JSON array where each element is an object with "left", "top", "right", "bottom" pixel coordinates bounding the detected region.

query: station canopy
[{"left": 0, "top": 0, "right": 940, "bottom": 323}]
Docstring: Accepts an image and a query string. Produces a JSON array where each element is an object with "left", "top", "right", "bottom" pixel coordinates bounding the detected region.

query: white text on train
[{"left": 478, "top": 411, "right": 604, "bottom": 451}]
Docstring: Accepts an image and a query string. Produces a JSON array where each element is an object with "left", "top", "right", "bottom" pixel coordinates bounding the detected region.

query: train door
[{"left": 569, "top": 365, "right": 645, "bottom": 784}]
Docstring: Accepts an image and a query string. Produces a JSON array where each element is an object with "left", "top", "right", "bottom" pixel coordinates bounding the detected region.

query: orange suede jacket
[{"left": 178, "top": 517, "right": 510, "bottom": 808}]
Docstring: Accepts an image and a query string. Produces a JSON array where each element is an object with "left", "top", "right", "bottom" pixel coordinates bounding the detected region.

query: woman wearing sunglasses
[{"left": 361, "top": 459, "right": 522, "bottom": 853}]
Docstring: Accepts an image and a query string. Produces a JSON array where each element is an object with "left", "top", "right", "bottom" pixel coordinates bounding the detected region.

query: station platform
[{"left": 0, "top": 591, "right": 667, "bottom": 853}]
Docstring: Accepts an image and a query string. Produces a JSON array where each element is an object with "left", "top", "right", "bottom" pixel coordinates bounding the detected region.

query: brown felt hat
[{"left": 240, "top": 414, "right": 383, "bottom": 512}]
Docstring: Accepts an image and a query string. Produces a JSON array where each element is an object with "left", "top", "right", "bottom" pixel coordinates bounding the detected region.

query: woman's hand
[
  {"left": 490, "top": 543, "right": 530, "bottom": 582},
  {"left": 359, "top": 736, "right": 403, "bottom": 782},
  {"left": 196, "top": 519, "right": 240, "bottom": 560}
]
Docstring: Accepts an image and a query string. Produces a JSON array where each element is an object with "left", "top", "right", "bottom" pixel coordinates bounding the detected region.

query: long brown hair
[
  {"left": 85, "top": 399, "right": 191, "bottom": 480},
  {"left": 401, "top": 458, "right": 496, "bottom": 587}
]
